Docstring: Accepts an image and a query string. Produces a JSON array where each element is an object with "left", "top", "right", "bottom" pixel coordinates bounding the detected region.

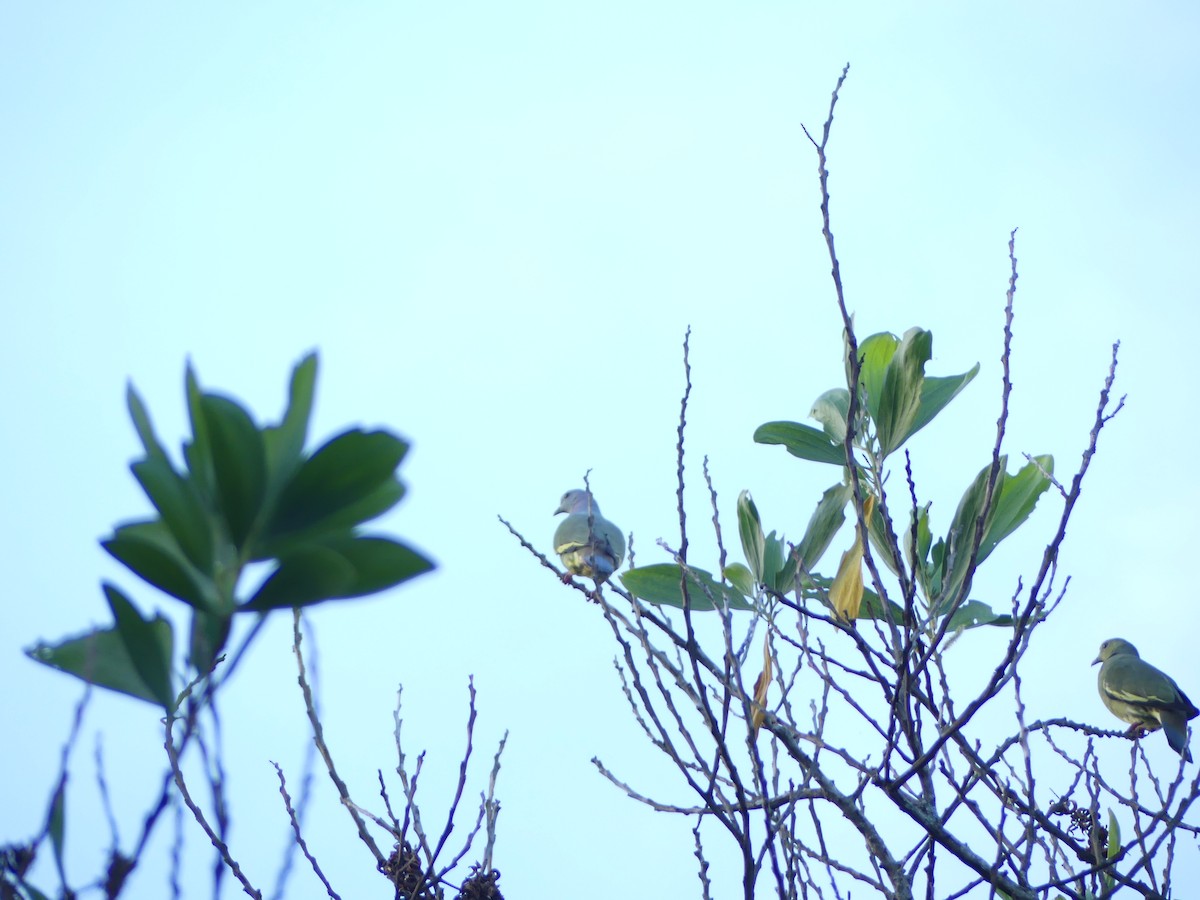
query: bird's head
[
  {"left": 1093, "top": 637, "right": 1139, "bottom": 666},
  {"left": 555, "top": 489, "right": 598, "bottom": 516}
]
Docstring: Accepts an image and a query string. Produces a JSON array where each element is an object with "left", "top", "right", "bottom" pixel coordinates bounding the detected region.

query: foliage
[
  {"left": 3, "top": 355, "right": 467, "bottom": 900},
  {"left": 529, "top": 68, "right": 1197, "bottom": 900},
  {"left": 565, "top": 299, "right": 1189, "bottom": 898},
  {"left": 25, "top": 353, "right": 433, "bottom": 709},
  {"left": 8, "top": 68, "right": 1198, "bottom": 900},
  {"left": 623, "top": 322, "right": 1044, "bottom": 630},
  {"left": 748, "top": 328, "right": 1051, "bottom": 629}
]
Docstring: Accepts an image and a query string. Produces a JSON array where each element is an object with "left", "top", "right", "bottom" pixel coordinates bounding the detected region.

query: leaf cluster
[
  {"left": 619, "top": 326, "right": 1052, "bottom": 633},
  {"left": 25, "top": 354, "right": 434, "bottom": 710}
]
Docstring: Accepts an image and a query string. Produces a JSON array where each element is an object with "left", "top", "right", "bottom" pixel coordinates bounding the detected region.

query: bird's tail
[{"left": 1162, "top": 714, "right": 1193, "bottom": 763}]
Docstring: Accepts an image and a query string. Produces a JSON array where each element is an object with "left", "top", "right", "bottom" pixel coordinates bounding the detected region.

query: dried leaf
[
  {"left": 830, "top": 494, "right": 876, "bottom": 622},
  {"left": 829, "top": 543, "right": 864, "bottom": 622},
  {"left": 750, "top": 635, "right": 773, "bottom": 736}
]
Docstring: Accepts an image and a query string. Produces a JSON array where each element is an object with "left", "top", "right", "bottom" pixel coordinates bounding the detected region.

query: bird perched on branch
[
  {"left": 553, "top": 489, "right": 625, "bottom": 587},
  {"left": 1093, "top": 638, "right": 1199, "bottom": 761}
]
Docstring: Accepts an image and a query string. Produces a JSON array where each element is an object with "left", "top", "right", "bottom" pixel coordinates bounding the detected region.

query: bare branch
[
  {"left": 271, "top": 762, "right": 340, "bottom": 900},
  {"left": 165, "top": 661, "right": 262, "bottom": 899},
  {"left": 291, "top": 609, "right": 386, "bottom": 867}
]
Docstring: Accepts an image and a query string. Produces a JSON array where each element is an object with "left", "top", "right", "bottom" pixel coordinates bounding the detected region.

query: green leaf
[
  {"left": 754, "top": 421, "right": 845, "bottom": 466},
  {"left": 269, "top": 430, "right": 409, "bottom": 538},
  {"left": 906, "top": 503, "right": 934, "bottom": 594},
  {"left": 243, "top": 545, "right": 356, "bottom": 611},
  {"left": 794, "top": 483, "right": 854, "bottom": 573},
  {"left": 126, "top": 383, "right": 169, "bottom": 464},
  {"left": 934, "top": 455, "right": 1053, "bottom": 615},
  {"left": 856, "top": 331, "right": 978, "bottom": 451},
  {"left": 102, "top": 521, "right": 217, "bottom": 610},
  {"left": 977, "top": 454, "right": 1053, "bottom": 563},
  {"left": 737, "top": 491, "right": 765, "bottom": 583},
  {"left": 909, "top": 503, "right": 932, "bottom": 570},
  {"left": 1101, "top": 807, "right": 1120, "bottom": 894},
  {"left": 240, "top": 535, "right": 433, "bottom": 611},
  {"left": 183, "top": 363, "right": 215, "bottom": 503},
  {"left": 320, "top": 534, "right": 434, "bottom": 597},
  {"left": 263, "top": 353, "right": 318, "bottom": 493},
  {"left": 877, "top": 327, "right": 932, "bottom": 457},
  {"left": 723, "top": 563, "right": 756, "bottom": 597},
  {"left": 847, "top": 587, "right": 900, "bottom": 624},
  {"left": 935, "top": 460, "right": 998, "bottom": 613},
  {"left": 772, "top": 550, "right": 799, "bottom": 597},
  {"left": 856, "top": 332, "right": 900, "bottom": 422},
  {"left": 189, "top": 609, "right": 232, "bottom": 675},
  {"left": 130, "top": 457, "right": 214, "bottom": 572},
  {"left": 911, "top": 365, "right": 980, "bottom": 436},
  {"left": 763, "top": 530, "right": 790, "bottom": 593},
  {"left": 200, "top": 394, "right": 268, "bottom": 550},
  {"left": 864, "top": 494, "right": 903, "bottom": 577},
  {"left": 621, "top": 564, "right": 753, "bottom": 611},
  {"left": 27, "top": 617, "right": 175, "bottom": 707},
  {"left": 256, "top": 476, "right": 405, "bottom": 560},
  {"left": 46, "top": 782, "right": 66, "bottom": 884},
  {"left": 944, "top": 599, "right": 1014, "bottom": 630},
  {"left": 809, "top": 388, "right": 849, "bottom": 441},
  {"left": 927, "top": 536, "right": 946, "bottom": 598},
  {"left": 105, "top": 584, "right": 176, "bottom": 709}
]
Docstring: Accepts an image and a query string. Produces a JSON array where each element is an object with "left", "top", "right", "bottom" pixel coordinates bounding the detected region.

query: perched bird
[
  {"left": 553, "top": 489, "right": 625, "bottom": 586},
  {"left": 1093, "top": 638, "right": 1199, "bottom": 761}
]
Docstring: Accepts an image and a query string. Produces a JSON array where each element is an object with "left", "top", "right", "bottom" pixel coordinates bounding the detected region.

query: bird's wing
[{"left": 1103, "top": 657, "right": 1187, "bottom": 714}]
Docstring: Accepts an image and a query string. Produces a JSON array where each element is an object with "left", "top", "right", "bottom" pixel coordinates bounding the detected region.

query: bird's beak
[
  {"left": 554, "top": 504, "right": 567, "bottom": 516},
  {"left": 1091, "top": 655, "right": 1102, "bottom": 666}
]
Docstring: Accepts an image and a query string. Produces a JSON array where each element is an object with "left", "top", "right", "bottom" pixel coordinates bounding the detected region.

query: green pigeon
[
  {"left": 1093, "top": 638, "right": 1199, "bottom": 761},
  {"left": 553, "top": 489, "right": 625, "bottom": 586}
]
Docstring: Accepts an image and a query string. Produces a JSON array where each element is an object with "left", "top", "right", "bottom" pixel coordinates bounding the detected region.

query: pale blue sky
[{"left": 3, "top": 3, "right": 1198, "bottom": 898}]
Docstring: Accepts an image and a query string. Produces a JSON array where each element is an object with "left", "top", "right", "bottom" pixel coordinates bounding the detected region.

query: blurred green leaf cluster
[{"left": 26, "top": 353, "right": 434, "bottom": 709}]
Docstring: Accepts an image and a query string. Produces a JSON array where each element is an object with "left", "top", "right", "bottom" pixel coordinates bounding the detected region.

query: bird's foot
[{"left": 559, "top": 572, "right": 575, "bottom": 585}]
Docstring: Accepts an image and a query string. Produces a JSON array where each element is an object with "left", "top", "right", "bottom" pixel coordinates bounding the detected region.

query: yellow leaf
[
  {"left": 830, "top": 494, "right": 876, "bottom": 622},
  {"left": 830, "top": 542, "right": 864, "bottom": 621},
  {"left": 750, "top": 635, "right": 772, "bottom": 736}
]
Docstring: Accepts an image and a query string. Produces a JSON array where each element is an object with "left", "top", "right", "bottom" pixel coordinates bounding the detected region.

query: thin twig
[
  {"left": 271, "top": 762, "right": 341, "bottom": 900},
  {"left": 164, "top": 660, "right": 262, "bottom": 899},
  {"left": 292, "top": 609, "right": 386, "bottom": 867}
]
